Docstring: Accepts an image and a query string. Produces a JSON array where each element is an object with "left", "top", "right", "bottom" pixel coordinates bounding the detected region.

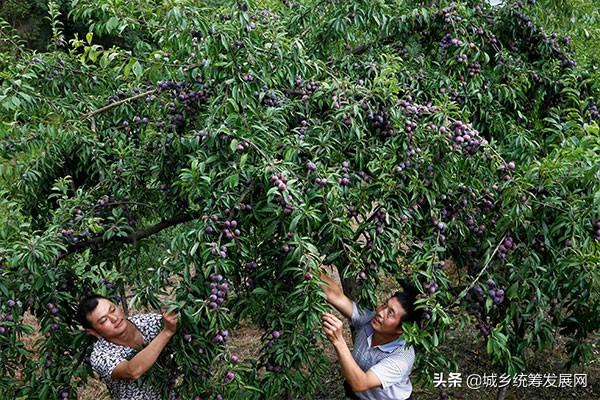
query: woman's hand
[{"left": 322, "top": 313, "right": 346, "bottom": 347}]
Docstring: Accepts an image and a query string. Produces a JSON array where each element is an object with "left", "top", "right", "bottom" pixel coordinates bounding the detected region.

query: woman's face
[{"left": 371, "top": 296, "right": 406, "bottom": 335}]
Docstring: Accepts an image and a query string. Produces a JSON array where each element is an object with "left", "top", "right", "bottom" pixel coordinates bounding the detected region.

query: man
[
  {"left": 76, "top": 294, "right": 178, "bottom": 400},
  {"left": 320, "top": 271, "right": 419, "bottom": 400}
]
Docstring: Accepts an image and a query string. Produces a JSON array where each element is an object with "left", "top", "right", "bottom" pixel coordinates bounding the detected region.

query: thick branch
[{"left": 56, "top": 213, "right": 196, "bottom": 261}]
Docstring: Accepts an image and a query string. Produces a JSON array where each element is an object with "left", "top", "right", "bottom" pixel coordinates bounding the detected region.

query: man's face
[
  {"left": 371, "top": 296, "right": 406, "bottom": 335},
  {"left": 86, "top": 299, "right": 127, "bottom": 339}
]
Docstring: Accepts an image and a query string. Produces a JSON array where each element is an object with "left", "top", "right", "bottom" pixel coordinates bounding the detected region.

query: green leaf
[
  {"left": 106, "top": 16, "right": 120, "bottom": 33},
  {"left": 190, "top": 242, "right": 199, "bottom": 256},
  {"left": 230, "top": 138, "right": 239, "bottom": 153},
  {"left": 224, "top": 174, "right": 239, "bottom": 188},
  {"left": 123, "top": 57, "right": 137, "bottom": 78},
  {"left": 239, "top": 153, "right": 248, "bottom": 169},
  {"left": 132, "top": 61, "right": 144, "bottom": 78},
  {"left": 252, "top": 288, "right": 268, "bottom": 295}
]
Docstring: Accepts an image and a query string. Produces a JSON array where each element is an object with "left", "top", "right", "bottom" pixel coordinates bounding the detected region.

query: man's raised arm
[
  {"left": 320, "top": 270, "right": 354, "bottom": 319},
  {"left": 111, "top": 310, "right": 177, "bottom": 380}
]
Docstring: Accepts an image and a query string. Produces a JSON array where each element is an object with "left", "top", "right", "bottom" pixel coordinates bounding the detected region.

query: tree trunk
[
  {"left": 115, "top": 257, "right": 129, "bottom": 315},
  {"left": 341, "top": 275, "right": 360, "bottom": 302},
  {"left": 496, "top": 386, "right": 508, "bottom": 400}
]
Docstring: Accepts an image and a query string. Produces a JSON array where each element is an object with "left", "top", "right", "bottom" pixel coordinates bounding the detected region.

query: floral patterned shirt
[{"left": 90, "top": 313, "right": 163, "bottom": 400}]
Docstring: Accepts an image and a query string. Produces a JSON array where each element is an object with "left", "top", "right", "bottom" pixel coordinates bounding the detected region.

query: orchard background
[{"left": 0, "top": 0, "right": 599, "bottom": 399}]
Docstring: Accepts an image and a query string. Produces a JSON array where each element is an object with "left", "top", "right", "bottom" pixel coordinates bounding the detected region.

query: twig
[
  {"left": 282, "top": 88, "right": 308, "bottom": 96},
  {"left": 351, "top": 204, "right": 383, "bottom": 241},
  {"left": 528, "top": 198, "right": 565, "bottom": 212},
  {"left": 115, "top": 257, "right": 129, "bottom": 315},
  {"left": 352, "top": 214, "right": 373, "bottom": 245},
  {"left": 347, "top": 35, "right": 396, "bottom": 56},
  {"left": 449, "top": 235, "right": 506, "bottom": 307},
  {"left": 90, "top": 200, "right": 159, "bottom": 213},
  {"left": 82, "top": 89, "right": 157, "bottom": 120},
  {"left": 335, "top": 238, "right": 359, "bottom": 278},
  {"left": 297, "top": 0, "right": 331, "bottom": 39}
]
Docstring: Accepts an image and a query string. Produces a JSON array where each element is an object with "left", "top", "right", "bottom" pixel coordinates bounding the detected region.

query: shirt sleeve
[
  {"left": 350, "top": 301, "right": 374, "bottom": 329},
  {"left": 90, "top": 342, "right": 126, "bottom": 380},
  {"left": 144, "top": 313, "right": 163, "bottom": 339},
  {"left": 368, "top": 350, "right": 413, "bottom": 388}
]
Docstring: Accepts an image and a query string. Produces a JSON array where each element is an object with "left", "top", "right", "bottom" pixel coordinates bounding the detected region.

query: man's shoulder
[
  {"left": 130, "top": 313, "right": 162, "bottom": 340},
  {"left": 90, "top": 337, "right": 128, "bottom": 376},
  {"left": 91, "top": 337, "right": 115, "bottom": 355},
  {"left": 351, "top": 301, "right": 375, "bottom": 326},
  {"left": 130, "top": 313, "right": 162, "bottom": 326},
  {"left": 389, "top": 341, "right": 416, "bottom": 360}
]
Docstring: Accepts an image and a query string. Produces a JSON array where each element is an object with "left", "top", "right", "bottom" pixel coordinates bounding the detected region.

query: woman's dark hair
[
  {"left": 76, "top": 294, "right": 108, "bottom": 329},
  {"left": 393, "top": 280, "right": 423, "bottom": 324}
]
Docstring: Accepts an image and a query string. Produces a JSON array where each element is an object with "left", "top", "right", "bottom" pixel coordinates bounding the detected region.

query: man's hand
[
  {"left": 322, "top": 313, "right": 346, "bottom": 346},
  {"left": 322, "top": 313, "right": 383, "bottom": 393},
  {"left": 161, "top": 308, "right": 178, "bottom": 336},
  {"left": 319, "top": 271, "right": 354, "bottom": 319}
]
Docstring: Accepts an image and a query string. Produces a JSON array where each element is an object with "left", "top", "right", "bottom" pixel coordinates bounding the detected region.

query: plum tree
[{"left": 0, "top": 0, "right": 599, "bottom": 399}]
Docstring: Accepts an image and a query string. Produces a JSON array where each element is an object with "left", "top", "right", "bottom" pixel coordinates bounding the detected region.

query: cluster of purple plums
[
  {"left": 206, "top": 273, "right": 228, "bottom": 310},
  {"left": 445, "top": 120, "right": 488, "bottom": 155}
]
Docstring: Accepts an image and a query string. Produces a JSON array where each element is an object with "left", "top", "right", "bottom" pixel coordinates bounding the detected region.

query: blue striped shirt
[{"left": 350, "top": 302, "right": 414, "bottom": 400}]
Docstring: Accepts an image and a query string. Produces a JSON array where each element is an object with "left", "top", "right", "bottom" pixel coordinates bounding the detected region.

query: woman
[{"left": 320, "top": 270, "right": 420, "bottom": 400}]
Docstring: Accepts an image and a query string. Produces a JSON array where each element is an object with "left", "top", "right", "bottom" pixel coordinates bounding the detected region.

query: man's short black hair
[
  {"left": 393, "top": 281, "right": 423, "bottom": 325},
  {"left": 76, "top": 294, "right": 108, "bottom": 329}
]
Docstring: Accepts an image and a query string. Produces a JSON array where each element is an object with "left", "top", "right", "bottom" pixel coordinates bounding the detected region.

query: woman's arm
[{"left": 320, "top": 270, "right": 354, "bottom": 319}]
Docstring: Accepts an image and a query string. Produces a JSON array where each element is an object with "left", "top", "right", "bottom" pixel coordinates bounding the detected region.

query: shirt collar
[{"left": 365, "top": 323, "right": 406, "bottom": 353}]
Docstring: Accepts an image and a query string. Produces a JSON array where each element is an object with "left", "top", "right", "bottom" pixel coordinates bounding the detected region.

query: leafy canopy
[{"left": 0, "top": 0, "right": 598, "bottom": 399}]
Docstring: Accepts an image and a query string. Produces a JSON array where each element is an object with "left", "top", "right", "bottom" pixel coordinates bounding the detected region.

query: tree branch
[
  {"left": 56, "top": 213, "right": 197, "bottom": 262},
  {"left": 348, "top": 34, "right": 398, "bottom": 56},
  {"left": 448, "top": 235, "right": 506, "bottom": 308},
  {"left": 82, "top": 89, "right": 157, "bottom": 120},
  {"left": 351, "top": 204, "right": 383, "bottom": 242},
  {"left": 90, "top": 200, "right": 158, "bottom": 214},
  {"left": 282, "top": 88, "right": 308, "bottom": 96}
]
